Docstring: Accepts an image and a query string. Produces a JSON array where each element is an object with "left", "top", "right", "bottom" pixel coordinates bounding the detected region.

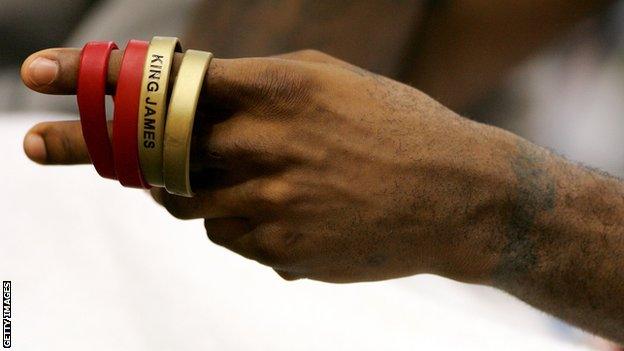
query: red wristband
[
  {"left": 113, "top": 40, "right": 151, "bottom": 188},
  {"left": 77, "top": 41, "right": 118, "bottom": 179}
]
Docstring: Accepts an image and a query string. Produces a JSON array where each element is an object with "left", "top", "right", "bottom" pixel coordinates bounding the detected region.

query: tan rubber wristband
[
  {"left": 163, "top": 49, "right": 213, "bottom": 197},
  {"left": 137, "top": 36, "right": 182, "bottom": 187}
]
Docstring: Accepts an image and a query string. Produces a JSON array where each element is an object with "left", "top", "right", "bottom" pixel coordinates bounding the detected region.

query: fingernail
[
  {"left": 24, "top": 133, "right": 47, "bottom": 163},
  {"left": 28, "top": 57, "right": 59, "bottom": 86}
]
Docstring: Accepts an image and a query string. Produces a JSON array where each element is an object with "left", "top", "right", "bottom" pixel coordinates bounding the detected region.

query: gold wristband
[
  {"left": 163, "top": 50, "right": 213, "bottom": 197},
  {"left": 137, "top": 36, "right": 182, "bottom": 187}
]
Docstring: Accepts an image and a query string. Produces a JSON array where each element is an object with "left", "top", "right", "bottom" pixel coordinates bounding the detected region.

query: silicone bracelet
[
  {"left": 163, "top": 50, "right": 213, "bottom": 197},
  {"left": 137, "top": 37, "right": 182, "bottom": 187},
  {"left": 113, "top": 40, "right": 151, "bottom": 188},
  {"left": 77, "top": 41, "right": 118, "bottom": 179}
]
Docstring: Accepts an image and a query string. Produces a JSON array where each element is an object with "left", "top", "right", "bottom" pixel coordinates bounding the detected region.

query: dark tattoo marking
[{"left": 493, "top": 141, "right": 556, "bottom": 285}]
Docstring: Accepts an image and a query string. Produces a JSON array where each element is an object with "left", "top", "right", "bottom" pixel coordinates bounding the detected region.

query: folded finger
[
  {"left": 203, "top": 217, "right": 251, "bottom": 246},
  {"left": 149, "top": 184, "right": 255, "bottom": 220}
]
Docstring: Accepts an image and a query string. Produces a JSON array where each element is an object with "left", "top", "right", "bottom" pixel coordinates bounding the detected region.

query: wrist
[{"left": 421, "top": 125, "right": 525, "bottom": 285}]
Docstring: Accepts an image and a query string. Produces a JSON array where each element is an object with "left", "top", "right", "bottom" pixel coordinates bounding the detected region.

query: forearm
[{"left": 485, "top": 134, "right": 624, "bottom": 343}]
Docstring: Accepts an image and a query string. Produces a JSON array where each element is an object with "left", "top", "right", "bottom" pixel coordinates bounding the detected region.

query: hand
[{"left": 21, "top": 48, "right": 515, "bottom": 283}]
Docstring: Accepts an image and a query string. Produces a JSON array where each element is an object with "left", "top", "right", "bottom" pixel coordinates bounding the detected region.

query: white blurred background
[{"left": 1, "top": 1, "right": 623, "bottom": 350}]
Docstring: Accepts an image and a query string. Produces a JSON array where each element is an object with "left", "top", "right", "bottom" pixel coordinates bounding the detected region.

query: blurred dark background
[{"left": 0, "top": 0, "right": 98, "bottom": 65}]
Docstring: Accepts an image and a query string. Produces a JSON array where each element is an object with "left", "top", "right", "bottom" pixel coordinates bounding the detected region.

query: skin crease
[{"left": 20, "top": 49, "right": 624, "bottom": 343}]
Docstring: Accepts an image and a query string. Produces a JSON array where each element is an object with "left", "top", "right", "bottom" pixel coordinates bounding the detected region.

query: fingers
[
  {"left": 20, "top": 47, "right": 292, "bottom": 123},
  {"left": 20, "top": 47, "right": 347, "bottom": 95},
  {"left": 149, "top": 182, "right": 256, "bottom": 220},
  {"left": 151, "top": 188, "right": 214, "bottom": 220},
  {"left": 21, "top": 48, "right": 117, "bottom": 95},
  {"left": 21, "top": 100, "right": 289, "bottom": 168},
  {"left": 24, "top": 120, "right": 93, "bottom": 164},
  {"left": 203, "top": 217, "right": 251, "bottom": 247},
  {"left": 21, "top": 47, "right": 181, "bottom": 96},
  {"left": 20, "top": 47, "right": 323, "bottom": 115},
  {"left": 203, "top": 218, "right": 291, "bottom": 268},
  {"left": 20, "top": 48, "right": 337, "bottom": 169},
  {"left": 150, "top": 173, "right": 300, "bottom": 220},
  {"left": 204, "top": 220, "right": 305, "bottom": 281},
  {"left": 21, "top": 48, "right": 77, "bottom": 94},
  {"left": 19, "top": 46, "right": 241, "bottom": 102},
  {"left": 273, "top": 269, "right": 303, "bottom": 281}
]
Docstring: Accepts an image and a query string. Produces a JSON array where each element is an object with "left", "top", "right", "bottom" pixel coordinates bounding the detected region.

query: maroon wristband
[
  {"left": 113, "top": 40, "right": 151, "bottom": 189},
  {"left": 77, "top": 41, "right": 118, "bottom": 179}
]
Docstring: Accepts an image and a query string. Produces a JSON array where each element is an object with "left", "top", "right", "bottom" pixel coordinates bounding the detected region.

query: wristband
[
  {"left": 77, "top": 41, "right": 118, "bottom": 179},
  {"left": 137, "top": 37, "right": 182, "bottom": 187},
  {"left": 163, "top": 50, "right": 213, "bottom": 197},
  {"left": 113, "top": 40, "right": 151, "bottom": 189}
]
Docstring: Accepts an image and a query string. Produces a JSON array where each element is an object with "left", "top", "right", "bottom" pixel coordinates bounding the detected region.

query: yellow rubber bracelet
[
  {"left": 137, "top": 36, "right": 182, "bottom": 187},
  {"left": 163, "top": 50, "right": 213, "bottom": 197}
]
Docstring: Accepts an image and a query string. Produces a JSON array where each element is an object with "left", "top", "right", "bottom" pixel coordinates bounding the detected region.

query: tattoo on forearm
[{"left": 493, "top": 141, "right": 556, "bottom": 285}]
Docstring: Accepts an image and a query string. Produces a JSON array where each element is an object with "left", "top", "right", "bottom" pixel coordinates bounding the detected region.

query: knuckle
[
  {"left": 235, "top": 59, "right": 320, "bottom": 116},
  {"left": 203, "top": 218, "right": 250, "bottom": 247},
  {"left": 205, "top": 231, "right": 220, "bottom": 245},
  {"left": 256, "top": 180, "right": 296, "bottom": 207},
  {"left": 161, "top": 195, "right": 193, "bottom": 220},
  {"left": 206, "top": 235, "right": 228, "bottom": 247},
  {"left": 204, "top": 222, "right": 227, "bottom": 246},
  {"left": 253, "top": 224, "right": 296, "bottom": 266},
  {"left": 263, "top": 63, "right": 317, "bottom": 104},
  {"left": 262, "top": 63, "right": 312, "bottom": 93},
  {"left": 290, "top": 49, "right": 349, "bottom": 70},
  {"left": 165, "top": 206, "right": 189, "bottom": 220},
  {"left": 294, "top": 49, "right": 328, "bottom": 60}
]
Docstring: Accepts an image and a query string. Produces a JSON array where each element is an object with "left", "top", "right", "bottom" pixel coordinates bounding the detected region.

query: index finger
[
  {"left": 21, "top": 46, "right": 318, "bottom": 166},
  {"left": 20, "top": 47, "right": 317, "bottom": 103},
  {"left": 21, "top": 48, "right": 120, "bottom": 95}
]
